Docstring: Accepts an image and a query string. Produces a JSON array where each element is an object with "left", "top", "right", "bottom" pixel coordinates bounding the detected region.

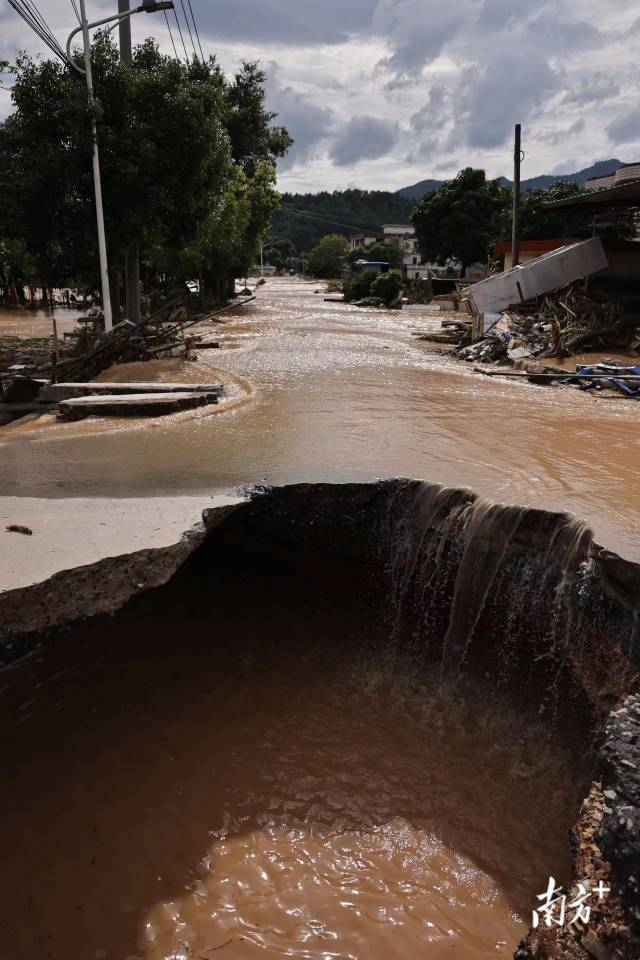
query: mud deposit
[{"left": 2, "top": 481, "right": 639, "bottom": 959}]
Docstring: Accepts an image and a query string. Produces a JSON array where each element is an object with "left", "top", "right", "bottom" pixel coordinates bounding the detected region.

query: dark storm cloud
[
  {"left": 265, "top": 65, "right": 335, "bottom": 170},
  {"left": 329, "top": 115, "right": 398, "bottom": 166},
  {"left": 607, "top": 107, "right": 640, "bottom": 144},
  {"left": 457, "top": 48, "right": 559, "bottom": 149},
  {"left": 194, "top": 0, "right": 377, "bottom": 46},
  {"left": 560, "top": 74, "right": 620, "bottom": 107},
  {"left": 410, "top": 87, "right": 448, "bottom": 134}
]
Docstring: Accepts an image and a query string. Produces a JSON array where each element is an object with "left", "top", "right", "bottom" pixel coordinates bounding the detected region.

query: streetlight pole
[
  {"left": 118, "top": 0, "right": 141, "bottom": 325},
  {"left": 67, "top": 1, "right": 174, "bottom": 333},
  {"left": 78, "top": 0, "right": 113, "bottom": 330}
]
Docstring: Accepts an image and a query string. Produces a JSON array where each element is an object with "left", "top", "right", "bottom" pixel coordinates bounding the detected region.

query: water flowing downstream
[
  {"left": 2, "top": 283, "right": 640, "bottom": 959},
  {"left": 1, "top": 278, "right": 640, "bottom": 558}
]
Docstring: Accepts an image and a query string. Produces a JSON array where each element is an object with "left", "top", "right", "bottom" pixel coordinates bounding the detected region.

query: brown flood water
[
  {"left": 1, "top": 278, "right": 639, "bottom": 558},
  {"left": 0, "top": 548, "right": 580, "bottom": 959}
]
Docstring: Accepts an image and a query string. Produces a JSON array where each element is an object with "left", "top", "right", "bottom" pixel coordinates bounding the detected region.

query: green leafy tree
[
  {"left": 349, "top": 239, "right": 404, "bottom": 267},
  {"left": 371, "top": 269, "right": 403, "bottom": 306},
  {"left": 412, "top": 168, "right": 508, "bottom": 273},
  {"left": 498, "top": 180, "right": 633, "bottom": 242},
  {"left": 343, "top": 268, "right": 379, "bottom": 301},
  {"left": 0, "top": 40, "right": 290, "bottom": 307},
  {"left": 306, "top": 234, "right": 349, "bottom": 278}
]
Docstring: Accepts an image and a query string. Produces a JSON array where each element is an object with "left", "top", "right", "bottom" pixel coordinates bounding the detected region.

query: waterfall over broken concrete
[{"left": 1, "top": 479, "right": 639, "bottom": 959}]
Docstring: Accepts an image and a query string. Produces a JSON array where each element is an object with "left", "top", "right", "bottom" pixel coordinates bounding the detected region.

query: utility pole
[
  {"left": 512, "top": 123, "right": 522, "bottom": 268},
  {"left": 118, "top": 0, "right": 141, "bottom": 324},
  {"left": 79, "top": 0, "right": 113, "bottom": 331}
]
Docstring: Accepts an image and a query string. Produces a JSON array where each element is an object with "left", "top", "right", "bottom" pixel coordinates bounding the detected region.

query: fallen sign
[{"left": 57, "top": 391, "right": 219, "bottom": 421}]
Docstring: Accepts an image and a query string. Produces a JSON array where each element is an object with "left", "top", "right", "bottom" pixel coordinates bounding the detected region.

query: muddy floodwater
[
  {"left": 1, "top": 277, "right": 639, "bottom": 558},
  {"left": 0, "top": 544, "right": 580, "bottom": 960},
  {"left": 0, "top": 280, "right": 635, "bottom": 959}
]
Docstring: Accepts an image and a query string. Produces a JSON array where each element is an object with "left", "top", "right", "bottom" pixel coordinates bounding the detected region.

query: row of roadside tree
[{"left": 0, "top": 38, "right": 291, "bottom": 312}]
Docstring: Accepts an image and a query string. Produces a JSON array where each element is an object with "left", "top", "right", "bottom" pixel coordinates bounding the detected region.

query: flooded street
[
  {"left": 0, "top": 279, "right": 635, "bottom": 960},
  {"left": 1, "top": 278, "right": 639, "bottom": 557}
]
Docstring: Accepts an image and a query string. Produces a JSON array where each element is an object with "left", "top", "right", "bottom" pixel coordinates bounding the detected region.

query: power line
[
  {"left": 172, "top": 5, "right": 189, "bottom": 63},
  {"left": 178, "top": 0, "right": 197, "bottom": 61},
  {"left": 185, "top": 0, "right": 204, "bottom": 62},
  {"left": 4, "top": 0, "right": 69, "bottom": 63},
  {"left": 163, "top": 9, "right": 179, "bottom": 59},
  {"left": 278, "top": 206, "right": 381, "bottom": 234}
]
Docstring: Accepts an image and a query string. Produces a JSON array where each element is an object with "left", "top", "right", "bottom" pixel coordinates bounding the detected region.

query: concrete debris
[{"left": 457, "top": 282, "right": 639, "bottom": 375}]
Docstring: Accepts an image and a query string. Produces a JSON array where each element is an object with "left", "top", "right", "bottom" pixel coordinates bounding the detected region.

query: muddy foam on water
[{"left": 1, "top": 279, "right": 639, "bottom": 558}]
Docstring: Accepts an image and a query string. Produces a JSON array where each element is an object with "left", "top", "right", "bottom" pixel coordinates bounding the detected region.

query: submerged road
[{"left": 1, "top": 276, "right": 639, "bottom": 578}]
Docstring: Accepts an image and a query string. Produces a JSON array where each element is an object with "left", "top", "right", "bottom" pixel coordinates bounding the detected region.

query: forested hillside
[{"left": 270, "top": 189, "right": 416, "bottom": 253}]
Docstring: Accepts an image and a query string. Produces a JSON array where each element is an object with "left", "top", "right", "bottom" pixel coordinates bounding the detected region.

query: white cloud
[{"left": 1, "top": 0, "right": 639, "bottom": 191}]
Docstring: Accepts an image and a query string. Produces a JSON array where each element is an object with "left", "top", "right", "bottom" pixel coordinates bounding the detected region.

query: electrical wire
[
  {"left": 172, "top": 5, "right": 189, "bottom": 63},
  {"left": 278, "top": 206, "right": 381, "bottom": 234},
  {"left": 178, "top": 0, "right": 197, "bottom": 61},
  {"left": 185, "top": 0, "right": 204, "bottom": 62},
  {"left": 3, "top": 0, "right": 69, "bottom": 63},
  {"left": 163, "top": 9, "right": 179, "bottom": 60}
]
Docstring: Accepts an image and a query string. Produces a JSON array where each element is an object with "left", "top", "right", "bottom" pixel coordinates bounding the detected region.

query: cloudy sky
[{"left": 2, "top": 0, "right": 639, "bottom": 193}]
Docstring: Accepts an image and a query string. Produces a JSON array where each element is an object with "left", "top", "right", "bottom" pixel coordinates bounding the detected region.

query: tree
[
  {"left": 412, "top": 168, "right": 507, "bottom": 272},
  {"left": 371, "top": 269, "right": 403, "bottom": 306},
  {"left": 348, "top": 239, "right": 404, "bottom": 267},
  {"left": 498, "top": 180, "right": 633, "bottom": 242},
  {"left": 343, "top": 268, "right": 379, "bottom": 301},
  {"left": 0, "top": 40, "right": 290, "bottom": 307},
  {"left": 306, "top": 234, "right": 349, "bottom": 278}
]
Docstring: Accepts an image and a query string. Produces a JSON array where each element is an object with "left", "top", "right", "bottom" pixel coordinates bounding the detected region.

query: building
[{"left": 349, "top": 224, "right": 427, "bottom": 279}]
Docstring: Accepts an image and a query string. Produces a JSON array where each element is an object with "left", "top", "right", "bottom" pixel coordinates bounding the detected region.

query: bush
[
  {"left": 344, "top": 268, "right": 379, "bottom": 302},
  {"left": 370, "top": 269, "right": 403, "bottom": 307}
]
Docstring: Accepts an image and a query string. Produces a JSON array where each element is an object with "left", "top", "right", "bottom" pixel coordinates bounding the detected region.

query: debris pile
[{"left": 457, "top": 282, "right": 639, "bottom": 365}]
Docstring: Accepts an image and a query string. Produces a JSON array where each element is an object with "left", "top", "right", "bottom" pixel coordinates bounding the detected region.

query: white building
[{"left": 349, "top": 224, "right": 426, "bottom": 279}]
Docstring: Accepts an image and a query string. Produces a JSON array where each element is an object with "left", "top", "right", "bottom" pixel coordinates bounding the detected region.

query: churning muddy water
[
  {"left": 0, "top": 525, "right": 583, "bottom": 960},
  {"left": 1, "top": 278, "right": 639, "bottom": 558}
]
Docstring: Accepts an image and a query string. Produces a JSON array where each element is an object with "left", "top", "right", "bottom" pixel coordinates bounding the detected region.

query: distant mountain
[{"left": 397, "top": 159, "right": 624, "bottom": 200}]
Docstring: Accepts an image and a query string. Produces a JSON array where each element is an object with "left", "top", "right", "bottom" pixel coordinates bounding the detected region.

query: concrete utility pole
[
  {"left": 118, "top": 0, "right": 141, "bottom": 324},
  {"left": 512, "top": 123, "right": 522, "bottom": 268}
]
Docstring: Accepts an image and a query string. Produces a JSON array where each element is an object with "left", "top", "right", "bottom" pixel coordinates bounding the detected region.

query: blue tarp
[{"left": 561, "top": 364, "right": 640, "bottom": 396}]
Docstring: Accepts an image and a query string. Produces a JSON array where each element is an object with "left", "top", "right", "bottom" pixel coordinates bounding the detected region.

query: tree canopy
[
  {"left": 306, "top": 234, "right": 349, "bottom": 278},
  {"left": 0, "top": 39, "right": 290, "bottom": 306},
  {"left": 348, "top": 239, "right": 404, "bottom": 267},
  {"left": 412, "top": 168, "right": 507, "bottom": 270}
]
